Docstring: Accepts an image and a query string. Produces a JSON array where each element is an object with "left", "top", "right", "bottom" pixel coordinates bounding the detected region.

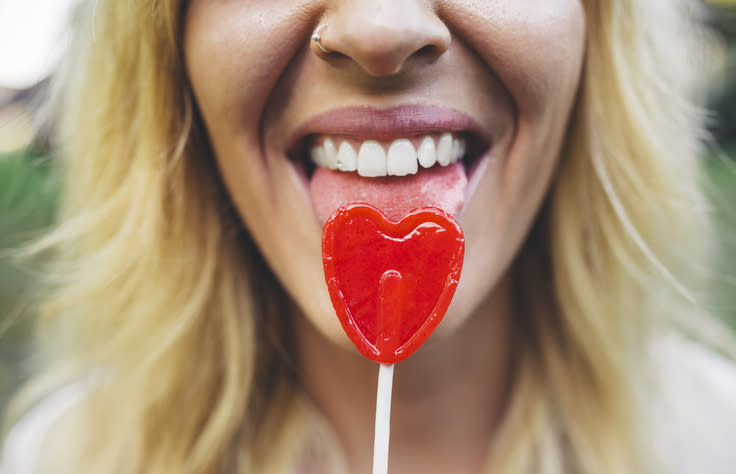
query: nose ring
[{"left": 312, "top": 24, "right": 332, "bottom": 54}]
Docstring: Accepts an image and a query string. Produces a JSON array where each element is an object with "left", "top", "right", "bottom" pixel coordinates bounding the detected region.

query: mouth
[
  {"left": 303, "top": 131, "right": 486, "bottom": 178},
  {"left": 286, "top": 106, "right": 491, "bottom": 223}
]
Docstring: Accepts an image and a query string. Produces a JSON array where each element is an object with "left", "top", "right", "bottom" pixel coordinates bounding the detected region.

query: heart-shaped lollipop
[{"left": 321, "top": 203, "right": 464, "bottom": 364}]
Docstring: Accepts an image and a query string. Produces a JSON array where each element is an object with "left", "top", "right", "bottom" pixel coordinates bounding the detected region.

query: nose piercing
[{"left": 312, "top": 24, "right": 331, "bottom": 54}]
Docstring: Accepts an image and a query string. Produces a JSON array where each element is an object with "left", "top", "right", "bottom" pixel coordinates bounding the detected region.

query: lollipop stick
[
  {"left": 372, "top": 362, "right": 394, "bottom": 474},
  {"left": 372, "top": 270, "right": 403, "bottom": 474}
]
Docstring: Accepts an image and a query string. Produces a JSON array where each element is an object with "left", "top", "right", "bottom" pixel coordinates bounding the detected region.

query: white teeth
[
  {"left": 357, "top": 141, "right": 387, "bottom": 177},
  {"left": 451, "top": 138, "right": 463, "bottom": 162},
  {"left": 310, "top": 146, "right": 327, "bottom": 167},
  {"left": 417, "top": 136, "right": 437, "bottom": 168},
  {"left": 337, "top": 141, "right": 357, "bottom": 171},
  {"left": 436, "top": 133, "right": 453, "bottom": 166},
  {"left": 387, "top": 139, "right": 418, "bottom": 177},
  {"left": 456, "top": 137, "right": 466, "bottom": 160},
  {"left": 309, "top": 134, "right": 467, "bottom": 176},
  {"left": 323, "top": 138, "right": 338, "bottom": 170}
]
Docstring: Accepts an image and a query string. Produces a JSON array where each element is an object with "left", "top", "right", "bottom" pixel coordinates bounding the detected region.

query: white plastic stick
[{"left": 372, "top": 363, "right": 395, "bottom": 474}]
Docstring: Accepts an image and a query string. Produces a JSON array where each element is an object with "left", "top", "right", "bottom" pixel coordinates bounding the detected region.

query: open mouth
[
  {"left": 285, "top": 107, "right": 491, "bottom": 223},
  {"left": 297, "top": 132, "right": 488, "bottom": 179}
]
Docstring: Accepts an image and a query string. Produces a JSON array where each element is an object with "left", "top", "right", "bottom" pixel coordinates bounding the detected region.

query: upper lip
[{"left": 286, "top": 105, "right": 489, "bottom": 157}]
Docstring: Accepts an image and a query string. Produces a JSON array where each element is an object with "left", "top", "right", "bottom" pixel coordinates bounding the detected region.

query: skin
[{"left": 184, "top": 1, "right": 585, "bottom": 472}]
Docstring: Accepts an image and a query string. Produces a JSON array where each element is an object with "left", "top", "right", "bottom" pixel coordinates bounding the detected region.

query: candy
[{"left": 321, "top": 203, "right": 464, "bottom": 364}]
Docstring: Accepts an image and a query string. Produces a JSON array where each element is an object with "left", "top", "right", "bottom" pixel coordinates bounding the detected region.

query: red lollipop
[
  {"left": 321, "top": 203, "right": 464, "bottom": 474},
  {"left": 321, "top": 203, "right": 465, "bottom": 363}
]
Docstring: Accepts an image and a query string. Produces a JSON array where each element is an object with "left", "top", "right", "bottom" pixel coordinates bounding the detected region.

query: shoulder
[
  {"left": 1, "top": 383, "right": 87, "bottom": 474},
  {"left": 645, "top": 337, "right": 736, "bottom": 474}
]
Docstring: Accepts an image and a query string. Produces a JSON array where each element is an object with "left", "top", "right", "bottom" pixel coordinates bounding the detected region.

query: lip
[
  {"left": 286, "top": 105, "right": 490, "bottom": 156},
  {"left": 282, "top": 104, "right": 494, "bottom": 225}
]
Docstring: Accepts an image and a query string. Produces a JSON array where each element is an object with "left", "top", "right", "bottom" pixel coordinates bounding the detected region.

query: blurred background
[{"left": 1, "top": 1, "right": 736, "bottom": 412}]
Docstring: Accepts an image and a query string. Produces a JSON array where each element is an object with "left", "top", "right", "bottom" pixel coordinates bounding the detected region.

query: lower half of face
[{"left": 183, "top": 0, "right": 586, "bottom": 352}]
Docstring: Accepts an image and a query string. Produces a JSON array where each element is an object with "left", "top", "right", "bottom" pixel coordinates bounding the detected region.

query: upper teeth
[{"left": 310, "top": 133, "right": 466, "bottom": 177}]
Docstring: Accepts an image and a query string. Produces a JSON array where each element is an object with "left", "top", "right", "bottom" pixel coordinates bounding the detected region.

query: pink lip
[{"left": 287, "top": 105, "right": 489, "bottom": 153}]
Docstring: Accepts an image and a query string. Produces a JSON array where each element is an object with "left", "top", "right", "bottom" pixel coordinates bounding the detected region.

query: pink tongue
[{"left": 310, "top": 163, "right": 467, "bottom": 224}]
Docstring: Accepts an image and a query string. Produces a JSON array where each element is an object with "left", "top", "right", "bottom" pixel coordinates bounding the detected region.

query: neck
[{"left": 294, "top": 277, "right": 514, "bottom": 474}]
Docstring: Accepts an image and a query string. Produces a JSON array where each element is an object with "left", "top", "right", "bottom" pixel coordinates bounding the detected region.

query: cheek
[
  {"left": 445, "top": 1, "right": 585, "bottom": 305},
  {"left": 448, "top": 0, "right": 586, "bottom": 205},
  {"left": 183, "top": 1, "right": 317, "bottom": 148},
  {"left": 441, "top": 0, "right": 586, "bottom": 118},
  {"left": 182, "top": 1, "right": 324, "bottom": 227}
]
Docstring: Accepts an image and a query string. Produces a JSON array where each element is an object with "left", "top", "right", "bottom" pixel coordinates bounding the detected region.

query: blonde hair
[{"left": 3, "top": 0, "right": 731, "bottom": 473}]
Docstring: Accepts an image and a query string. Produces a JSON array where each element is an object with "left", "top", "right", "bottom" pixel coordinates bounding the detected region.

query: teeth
[
  {"left": 436, "top": 133, "right": 453, "bottom": 166},
  {"left": 337, "top": 141, "right": 357, "bottom": 171},
  {"left": 452, "top": 137, "right": 465, "bottom": 162},
  {"left": 309, "top": 134, "right": 466, "bottom": 177},
  {"left": 323, "top": 138, "right": 338, "bottom": 170},
  {"left": 417, "top": 136, "right": 437, "bottom": 168},
  {"left": 357, "top": 141, "right": 387, "bottom": 177},
  {"left": 310, "top": 146, "right": 327, "bottom": 167},
  {"left": 387, "top": 139, "right": 418, "bottom": 177}
]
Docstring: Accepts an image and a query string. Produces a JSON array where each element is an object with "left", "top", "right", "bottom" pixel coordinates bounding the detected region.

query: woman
[{"left": 3, "top": 0, "right": 735, "bottom": 473}]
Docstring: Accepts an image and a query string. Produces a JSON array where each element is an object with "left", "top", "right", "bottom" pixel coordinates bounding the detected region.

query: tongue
[{"left": 310, "top": 163, "right": 467, "bottom": 224}]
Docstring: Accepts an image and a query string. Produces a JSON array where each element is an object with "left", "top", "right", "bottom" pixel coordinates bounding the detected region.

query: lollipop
[{"left": 321, "top": 203, "right": 464, "bottom": 474}]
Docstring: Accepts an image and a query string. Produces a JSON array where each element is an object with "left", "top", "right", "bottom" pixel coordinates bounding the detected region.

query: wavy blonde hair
[{"left": 3, "top": 0, "right": 730, "bottom": 473}]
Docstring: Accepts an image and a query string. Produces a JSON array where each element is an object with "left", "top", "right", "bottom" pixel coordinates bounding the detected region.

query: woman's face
[{"left": 184, "top": 1, "right": 585, "bottom": 350}]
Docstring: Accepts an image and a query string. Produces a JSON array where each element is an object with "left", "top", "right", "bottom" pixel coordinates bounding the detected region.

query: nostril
[
  {"left": 415, "top": 45, "right": 438, "bottom": 58},
  {"left": 411, "top": 44, "right": 445, "bottom": 65}
]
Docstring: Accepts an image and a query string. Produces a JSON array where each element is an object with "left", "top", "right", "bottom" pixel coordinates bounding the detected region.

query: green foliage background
[{"left": 0, "top": 149, "right": 58, "bottom": 408}]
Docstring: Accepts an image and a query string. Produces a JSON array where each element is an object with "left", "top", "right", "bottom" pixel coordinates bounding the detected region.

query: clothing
[
  {"left": 646, "top": 338, "right": 736, "bottom": 474},
  {"left": 1, "top": 383, "right": 87, "bottom": 474}
]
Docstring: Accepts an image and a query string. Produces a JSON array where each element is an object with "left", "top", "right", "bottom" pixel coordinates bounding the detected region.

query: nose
[{"left": 314, "top": 0, "right": 451, "bottom": 77}]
